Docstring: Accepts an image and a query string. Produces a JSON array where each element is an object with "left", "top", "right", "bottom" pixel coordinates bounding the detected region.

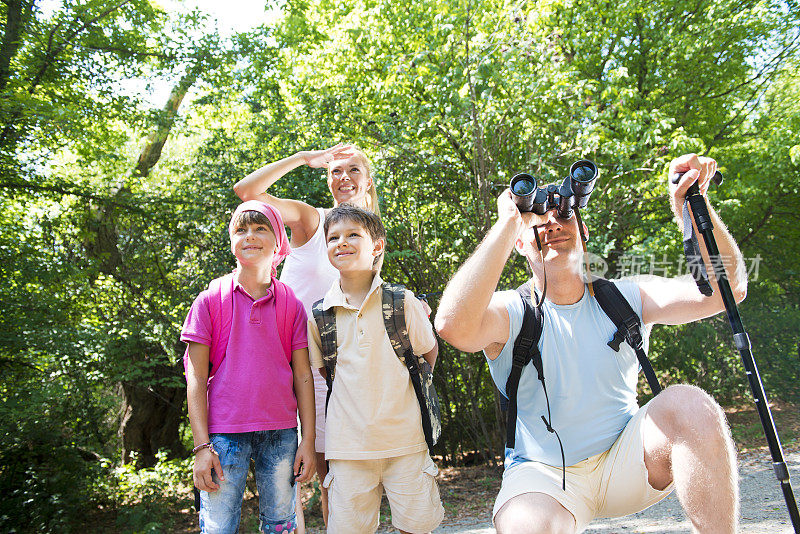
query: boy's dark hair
[
  {"left": 324, "top": 204, "right": 386, "bottom": 241},
  {"left": 230, "top": 210, "right": 274, "bottom": 234}
]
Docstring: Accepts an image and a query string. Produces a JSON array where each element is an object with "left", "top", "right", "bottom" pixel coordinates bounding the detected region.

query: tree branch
[
  {"left": 0, "top": 180, "right": 182, "bottom": 213},
  {"left": 133, "top": 70, "right": 198, "bottom": 178},
  {"left": 0, "top": 0, "right": 34, "bottom": 91}
]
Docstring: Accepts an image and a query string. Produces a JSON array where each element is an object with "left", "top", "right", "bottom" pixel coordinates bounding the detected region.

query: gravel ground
[{"left": 428, "top": 449, "right": 800, "bottom": 534}]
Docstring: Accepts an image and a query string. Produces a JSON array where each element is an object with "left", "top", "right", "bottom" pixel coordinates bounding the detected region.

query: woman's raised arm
[{"left": 233, "top": 144, "right": 353, "bottom": 246}]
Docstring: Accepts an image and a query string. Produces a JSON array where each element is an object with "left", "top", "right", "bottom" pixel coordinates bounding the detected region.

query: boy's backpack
[
  {"left": 504, "top": 278, "right": 662, "bottom": 449},
  {"left": 312, "top": 282, "right": 442, "bottom": 454},
  {"left": 183, "top": 271, "right": 300, "bottom": 377}
]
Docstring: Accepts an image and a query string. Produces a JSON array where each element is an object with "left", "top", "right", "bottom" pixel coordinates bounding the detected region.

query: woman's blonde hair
[{"left": 329, "top": 147, "right": 381, "bottom": 215}]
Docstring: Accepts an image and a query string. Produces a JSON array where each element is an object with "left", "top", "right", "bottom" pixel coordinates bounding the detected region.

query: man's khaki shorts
[
  {"left": 324, "top": 450, "right": 445, "bottom": 534},
  {"left": 493, "top": 403, "right": 674, "bottom": 532}
]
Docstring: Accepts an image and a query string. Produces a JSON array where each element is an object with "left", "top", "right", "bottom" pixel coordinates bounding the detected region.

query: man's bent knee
[
  {"left": 648, "top": 384, "right": 728, "bottom": 442},
  {"left": 495, "top": 492, "right": 576, "bottom": 534}
]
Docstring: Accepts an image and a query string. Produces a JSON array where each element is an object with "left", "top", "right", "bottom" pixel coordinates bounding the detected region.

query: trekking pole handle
[{"left": 670, "top": 170, "right": 723, "bottom": 187}]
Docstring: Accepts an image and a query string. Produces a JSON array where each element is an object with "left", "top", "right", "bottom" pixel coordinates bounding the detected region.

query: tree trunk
[
  {"left": 0, "top": 0, "right": 34, "bottom": 92},
  {"left": 119, "top": 353, "right": 185, "bottom": 467},
  {"left": 116, "top": 73, "right": 196, "bottom": 466},
  {"left": 134, "top": 70, "right": 197, "bottom": 178}
]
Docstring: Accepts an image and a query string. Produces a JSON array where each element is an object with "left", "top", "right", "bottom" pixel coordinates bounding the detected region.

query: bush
[
  {"left": 0, "top": 370, "right": 111, "bottom": 533},
  {"left": 104, "top": 452, "right": 193, "bottom": 534}
]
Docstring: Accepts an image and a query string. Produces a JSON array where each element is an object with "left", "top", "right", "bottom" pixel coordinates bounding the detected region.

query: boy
[
  {"left": 182, "top": 200, "right": 316, "bottom": 534},
  {"left": 307, "top": 204, "right": 445, "bottom": 534}
]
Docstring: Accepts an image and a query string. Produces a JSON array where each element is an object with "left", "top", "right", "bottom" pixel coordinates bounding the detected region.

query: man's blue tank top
[{"left": 485, "top": 279, "right": 649, "bottom": 469}]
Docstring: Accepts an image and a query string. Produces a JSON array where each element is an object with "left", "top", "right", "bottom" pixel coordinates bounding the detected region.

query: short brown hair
[
  {"left": 324, "top": 204, "right": 386, "bottom": 241},
  {"left": 230, "top": 210, "right": 275, "bottom": 235}
]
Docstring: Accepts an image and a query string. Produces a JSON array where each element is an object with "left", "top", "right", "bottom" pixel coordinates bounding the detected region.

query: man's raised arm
[
  {"left": 640, "top": 154, "right": 748, "bottom": 326},
  {"left": 435, "top": 190, "right": 533, "bottom": 355}
]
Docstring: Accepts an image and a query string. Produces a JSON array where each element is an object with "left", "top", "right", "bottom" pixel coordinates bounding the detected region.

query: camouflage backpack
[{"left": 312, "top": 282, "right": 442, "bottom": 454}]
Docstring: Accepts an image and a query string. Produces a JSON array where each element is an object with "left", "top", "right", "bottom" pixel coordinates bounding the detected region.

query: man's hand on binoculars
[
  {"left": 497, "top": 188, "right": 534, "bottom": 232},
  {"left": 668, "top": 153, "right": 718, "bottom": 219}
]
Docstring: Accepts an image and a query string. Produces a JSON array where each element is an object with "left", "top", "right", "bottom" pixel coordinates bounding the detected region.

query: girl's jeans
[{"left": 199, "top": 428, "right": 298, "bottom": 534}]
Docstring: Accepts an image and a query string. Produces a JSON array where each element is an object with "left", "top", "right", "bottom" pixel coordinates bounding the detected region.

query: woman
[{"left": 233, "top": 143, "right": 378, "bottom": 527}]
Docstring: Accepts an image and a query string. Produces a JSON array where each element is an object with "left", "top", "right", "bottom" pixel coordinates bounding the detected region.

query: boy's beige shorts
[
  {"left": 324, "top": 449, "right": 444, "bottom": 534},
  {"left": 493, "top": 402, "right": 674, "bottom": 532}
]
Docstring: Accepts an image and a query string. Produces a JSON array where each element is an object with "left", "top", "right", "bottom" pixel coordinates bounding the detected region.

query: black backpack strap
[
  {"left": 509, "top": 283, "right": 566, "bottom": 489},
  {"left": 505, "top": 283, "right": 544, "bottom": 449},
  {"left": 311, "top": 298, "right": 338, "bottom": 414},
  {"left": 592, "top": 279, "right": 662, "bottom": 395}
]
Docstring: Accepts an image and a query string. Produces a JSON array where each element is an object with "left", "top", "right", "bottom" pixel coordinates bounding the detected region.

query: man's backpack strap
[
  {"left": 592, "top": 279, "right": 662, "bottom": 395},
  {"left": 311, "top": 298, "right": 338, "bottom": 414},
  {"left": 505, "top": 283, "right": 544, "bottom": 449},
  {"left": 381, "top": 282, "right": 442, "bottom": 454}
]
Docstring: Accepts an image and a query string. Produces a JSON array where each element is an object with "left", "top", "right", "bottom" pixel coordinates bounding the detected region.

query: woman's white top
[
  {"left": 279, "top": 207, "right": 339, "bottom": 321},
  {"left": 279, "top": 206, "right": 339, "bottom": 452}
]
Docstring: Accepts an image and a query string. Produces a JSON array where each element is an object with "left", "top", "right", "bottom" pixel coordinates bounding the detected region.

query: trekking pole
[{"left": 673, "top": 171, "right": 800, "bottom": 532}]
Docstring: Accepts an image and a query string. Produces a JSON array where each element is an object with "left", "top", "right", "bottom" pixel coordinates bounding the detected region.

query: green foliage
[
  {"left": 0, "top": 361, "right": 113, "bottom": 532},
  {"left": 0, "top": 1, "right": 232, "bottom": 530},
  {"left": 2, "top": 0, "right": 800, "bottom": 527},
  {"left": 105, "top": 452, "right": 193, "bottom": 534}
]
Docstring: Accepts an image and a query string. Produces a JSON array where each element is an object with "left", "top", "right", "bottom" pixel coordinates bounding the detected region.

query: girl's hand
[
  {"left": 293, "top": 438, "right": 317, "bottom": 484},
  {"left": 193, "top": 447, "right": 224, "bottom": 492},
  {"left": 303, "top": 143, "right": 355, "bottom": 169}
]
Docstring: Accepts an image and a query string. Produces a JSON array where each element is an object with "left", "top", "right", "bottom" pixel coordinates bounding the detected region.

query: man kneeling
[{"left": 435, "top": 154, "right": 745, "bottom": 534}]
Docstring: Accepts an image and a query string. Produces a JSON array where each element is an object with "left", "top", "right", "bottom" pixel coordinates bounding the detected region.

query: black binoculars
[{"left": 509, "top": 159, "right": 598, "bottom": 219}]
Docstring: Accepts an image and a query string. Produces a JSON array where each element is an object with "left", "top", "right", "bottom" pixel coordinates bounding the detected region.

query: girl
[{"left": 234, "top": 143, "right": 378, "bottom": 526}]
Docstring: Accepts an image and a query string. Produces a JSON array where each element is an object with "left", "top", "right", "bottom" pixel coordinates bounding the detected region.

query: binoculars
[{"left": 510, "top": 160, "right": 598, "bottom": 219}]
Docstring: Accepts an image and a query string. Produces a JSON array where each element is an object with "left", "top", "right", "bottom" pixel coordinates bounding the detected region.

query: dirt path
[{"left": 403, "top": 449, "right": 800, "bottom": 534}]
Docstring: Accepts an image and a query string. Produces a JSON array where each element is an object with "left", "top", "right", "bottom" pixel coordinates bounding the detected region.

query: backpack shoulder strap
[
  {"left": 381, "top": 282, "right": 413, "bottom": 362},
  {"left": 381, "top": 282, "right": 441, "bottom": 453},
  {"left": 592, "top": 278, "right": 661, "bottom": 395},
  {"left": 207, "top": 272, "right": 236, "bottom": 377},
  {"left": 271, "top": 277, "right": 296, "bottom": 361},
  {"left": 504, "top": 283, "right": 544, "bottom": 449},
  {"left": 311, "top": 297, "right": 338, "bottom": 412}
]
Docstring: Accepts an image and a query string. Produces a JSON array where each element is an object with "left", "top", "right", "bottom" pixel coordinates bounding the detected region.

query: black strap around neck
[{"left": 507, "top": 286, "right": 566, "bottom": 490}]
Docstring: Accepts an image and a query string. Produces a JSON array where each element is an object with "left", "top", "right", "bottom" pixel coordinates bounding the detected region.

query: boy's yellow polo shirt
[{"left": 308, "top": 275, "right": 437, "bottom": 460}]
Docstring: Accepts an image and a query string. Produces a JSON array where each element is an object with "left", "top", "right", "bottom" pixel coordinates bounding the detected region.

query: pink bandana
[{"left": 229, "top": 200, "right": 291, "bottom": 277}]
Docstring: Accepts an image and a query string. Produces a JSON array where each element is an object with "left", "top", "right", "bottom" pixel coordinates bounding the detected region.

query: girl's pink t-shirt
[{"left": 181, "top": 282, "right": 308, "bottom": 433}]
